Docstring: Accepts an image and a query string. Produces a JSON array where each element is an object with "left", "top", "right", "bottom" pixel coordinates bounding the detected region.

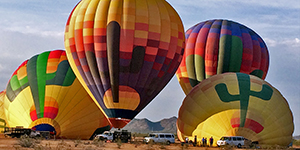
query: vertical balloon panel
[
  {"left": 3, "top": 50, "right": 111, "bottom": 139},
  {"left": 65, "top": 0, "right": 185, "bottom": 128},
  {"left": 0, "top": 91, "right": 6, "bottom": 132}
]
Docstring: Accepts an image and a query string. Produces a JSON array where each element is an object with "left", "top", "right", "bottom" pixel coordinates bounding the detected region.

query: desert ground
[{"left": 0, "top": 134, "right": 298, "bottom": 150}]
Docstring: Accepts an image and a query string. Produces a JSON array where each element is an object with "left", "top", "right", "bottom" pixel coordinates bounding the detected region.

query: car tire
[
  {"left": 166, "top": 141, "right": 171, "bottom": 145},
  {"left": 237, "top": 144, "right": 242, "bottom": 148}
]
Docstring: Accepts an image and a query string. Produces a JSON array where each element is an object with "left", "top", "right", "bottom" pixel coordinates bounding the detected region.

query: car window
[
  {"left": 237, "top": 137, "right": 242, "bottom": 141},
  {"left": 149, "top": 134, "right": 155, "bottom": 137},
  {"left": 233, "top": 137, "right": 237, "bottom": 141},
  {"left": 159, "top": 134, "right": 165, "bottom": 138},
  {"left": 166, "top": 135, "right": 171, "bottom": 138},
  {"left": 222, "top": 137, "right": 229, "bottom": 140}
]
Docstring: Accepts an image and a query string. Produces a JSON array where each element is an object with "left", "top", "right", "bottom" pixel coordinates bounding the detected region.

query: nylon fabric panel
[
  {"left": 205, "top": 20, "right": 221, "bottom": 78},
  {"left": 218, "top": 20, "right": 231, "bottom": 74},
  {"left": 36, "top": 52, "right": 50, "bottom": 118},
  {"left": 27, "top": 56, "right": 41, "bottom": 118},
  {"left": 0, "top": 91, "right": 6, "bottom": 132},
  {"left": 176, "top": 50, "right": 192, "bottom": 95},
  {"left": 4, "top": 87, "right": 34, "bottom": 128},
  {"left": 177, "top": 73, "right": 293, "bottom": 146},
  {"left": 228, "top": 22, "right": 243, "bottom": 72},
  {"left": 240, "top": 26, "right": 253, "bottom": 74}
]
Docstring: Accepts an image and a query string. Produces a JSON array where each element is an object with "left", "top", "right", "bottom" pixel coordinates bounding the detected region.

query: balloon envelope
[
  {"left": 176, "top": 19, "right": 269, "bottom": 95},
  {"left": 3, "top": 50, "right": 111, "bottom": 139},
  {"left": 177, "top": 73, "right": 294, "bottom": 146},
  {"left": 0, "top": 91, "right": 6, "bottom": 132},
  {"left": 64, "top": 0, "right": 185, "bottom": 128}
]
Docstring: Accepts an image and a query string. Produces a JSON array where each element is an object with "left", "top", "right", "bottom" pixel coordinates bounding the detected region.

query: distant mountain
[
  {"left": 121, "top": 116, "right": 177, "bottom": 134},
  {"left": 294, "top": 135, "right": 300, "bottom": 140}
]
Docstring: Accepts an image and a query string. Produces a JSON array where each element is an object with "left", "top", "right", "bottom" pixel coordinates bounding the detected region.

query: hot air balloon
[
  {"left": 0, "top": 91, "right": 6, "bottom": 132},
  {"left": 176, "top": 19, "right": 269, "bottom": 95},
  {"left": 177, "top": 73, "right": 294, "bottom": 146},
  {"left": 3, "top": 50, "right": 111, "bottom": 139},
  {"left": 64, "top": 0, "right": 185, "bottom": 128}
]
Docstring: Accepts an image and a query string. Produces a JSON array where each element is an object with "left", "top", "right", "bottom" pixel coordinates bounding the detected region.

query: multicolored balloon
[
  {"left": 3, "top": 50, "right": 111, "bottom": 139},
  {"left": 64, "top": 0, "right": 185, "bottom": 128},
  {"left": 176, "top": 19, "right": 269, "bottom": 95},
  {"left": 177, "top": 73, "right": 294, "bottom": 146}
]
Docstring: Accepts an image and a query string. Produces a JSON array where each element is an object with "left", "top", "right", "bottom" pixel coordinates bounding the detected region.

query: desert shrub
[
  {"left": 83, "top": 145, "right": 95, "bottom": 150},
  {"left": 132, "top": 140, "right": 142, "bottom": 148},
  {"left": 74, "top": 138, "right": 82, "bottom": 147},
  {"left": 146, "top": 139, "right": 154, "bottom": 150},
  {"left": 180, "top": 143, "right": 189, "bottom": 150},
  {"left": 159, "top": 142, "right": 167, "bottom": 149},
  {"left": 33, "top": 144, "right": 51, "bottom": 150},
  {"left": 116, "top": 138, "right": 122, "bottom": 149},
  {"left": 55, "top": 139, "right": 72, "bottom": 150},
  {"left": 18, "top": 135, "right": 36, "bottom": 148},
  {"left": 259, "top": 144, "right": 294, "bottom": 150},
  {"left": 219, "top": 144, "right": 234, "bottom": 150},
  {"left": 92, "top": 139, "right": 105, "bottom": 147}
]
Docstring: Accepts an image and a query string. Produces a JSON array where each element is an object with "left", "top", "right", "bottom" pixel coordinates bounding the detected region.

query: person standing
[
  {"left": 194, "top": 135, "right": 197, "bottom": 146},
  {"left": 209, "top": 136, "right": 214, "bottom": 147}
]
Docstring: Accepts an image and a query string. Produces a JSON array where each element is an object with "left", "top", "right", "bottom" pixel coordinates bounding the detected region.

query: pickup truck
[{"left": 94, "top": 131, "right": 113, "bottom": 142}]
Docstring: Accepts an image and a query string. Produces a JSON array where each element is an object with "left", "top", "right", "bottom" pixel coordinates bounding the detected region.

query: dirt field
[
  {"left": 0, "top": 137, "right": 218, "bottom": 150},
  {"left": 0, "top": 134, "right": 298, "bottom": 150}
]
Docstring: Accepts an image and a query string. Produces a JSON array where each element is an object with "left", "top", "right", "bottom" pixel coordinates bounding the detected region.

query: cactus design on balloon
[{"left": 215, "top": 73, "right": 273, "bottom": 127}]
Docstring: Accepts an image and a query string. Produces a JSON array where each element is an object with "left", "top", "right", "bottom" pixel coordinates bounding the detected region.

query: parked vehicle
[
  {"left": 94, "top": 130, "right": 131, "bottom": 143},
  {"left": 113, "top": 130, "right": 131, "bottom": 143},
  {"left": 94, "top": 131, "right": 113, "bottom": 142},
  {"left": 143, "top": 133, "right": 175, "bottom": 145},
  {"left": 217, "top": 136, "right": 247, "bottom": 148},
  {"left": 4, "top": 127, "right": 41, "bottom": 138}
]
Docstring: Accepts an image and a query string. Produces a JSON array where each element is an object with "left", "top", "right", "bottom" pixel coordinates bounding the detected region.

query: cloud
[
  {"left": 0, "top": 29, "right": 65, "bottom": 90},
  {"left": 4, "top": 25, "right": 64, "bottom": 39},
  {"left": 265, "top": 37, "right": 300, "bottom": 48},
  {"left": 282, "top": 38, "right": 300, "bottom": 48}
]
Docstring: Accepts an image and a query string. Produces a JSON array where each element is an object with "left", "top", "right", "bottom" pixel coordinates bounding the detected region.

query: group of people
[
  {"left": 185, "top": 136, "right": 214, "bottom": 147},
  {"left": 201, "top": 137, "right": 214, "bottom": 147}
]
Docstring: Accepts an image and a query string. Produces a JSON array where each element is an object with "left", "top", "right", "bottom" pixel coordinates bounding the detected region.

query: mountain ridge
[{"left": 120, "top": 116, "right": 177, "bottom": 134}]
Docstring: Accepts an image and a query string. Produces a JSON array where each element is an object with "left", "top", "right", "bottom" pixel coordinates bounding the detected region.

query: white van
[
  {"left": 143, "top": 133, "right": 175, "bottom": 145},
  {"left": 217, "top": 136, "right": 246, "bottom": 148}
]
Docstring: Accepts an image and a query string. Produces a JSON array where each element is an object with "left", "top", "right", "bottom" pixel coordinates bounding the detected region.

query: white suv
[
  {"left": 143, "top": 133, "right": 175, "bottom": 145},
  {"left": 217, "top": 136, "right": 246, "bottom": 148}
]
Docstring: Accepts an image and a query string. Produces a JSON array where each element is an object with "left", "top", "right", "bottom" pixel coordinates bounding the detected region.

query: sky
[{"left": 0, "top": 0, "right": 299, "bottom": 135}]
